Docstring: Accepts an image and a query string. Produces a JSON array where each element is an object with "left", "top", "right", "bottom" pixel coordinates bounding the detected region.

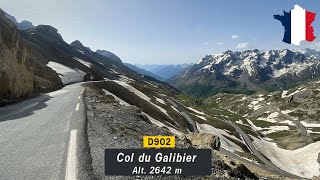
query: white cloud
[
  {"left": 202, "top": 42, "right": 209, "bottom": 45},
  {"left": 236, "top": 43, "right": 249, "bottom": 49},
  {"left": 216, "top": 42, "right": 224, "bottom": 45},
  {"left": 232, "top": 34, "right": 239, "bottom": 39}
]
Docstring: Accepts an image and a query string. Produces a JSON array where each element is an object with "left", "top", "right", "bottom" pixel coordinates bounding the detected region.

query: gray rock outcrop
[{"left": 186, "top": 132, "right": 221, "bottom": 150}]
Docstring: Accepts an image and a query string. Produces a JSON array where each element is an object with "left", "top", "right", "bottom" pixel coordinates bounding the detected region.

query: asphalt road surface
[{"left": 0, "top": 83, "right": 92, "bottom": 180}]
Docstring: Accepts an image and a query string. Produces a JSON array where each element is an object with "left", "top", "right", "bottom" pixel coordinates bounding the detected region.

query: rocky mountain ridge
[
  {"left": 5, "top": 12, "right": 34, "bottom": 30},
  {"left": 0, "top": 9, "right": 144, "bottom": 105},
  {"left": 170, "top": 49, "right": 320, "bottom": 97},
  {"left": 96, "top": 49, "right": 122, "bottom": 63}
]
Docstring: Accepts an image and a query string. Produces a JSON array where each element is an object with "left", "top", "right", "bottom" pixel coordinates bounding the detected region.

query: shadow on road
[{"left": 0, "top": 95, "right": 51, "bottom": 122}]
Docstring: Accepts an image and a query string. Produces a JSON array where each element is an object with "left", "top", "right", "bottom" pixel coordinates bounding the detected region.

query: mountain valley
[{"left": 0, "top": 7, "right": 320, "bottom": 180}]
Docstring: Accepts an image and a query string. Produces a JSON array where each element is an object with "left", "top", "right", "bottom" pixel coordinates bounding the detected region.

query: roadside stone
[{"left": 186, "top": 132, "right": 221, "bottom": 150}]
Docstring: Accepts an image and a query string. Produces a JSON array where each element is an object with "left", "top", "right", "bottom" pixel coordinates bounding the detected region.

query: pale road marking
[
  {"left": 65, "top": 130, "right": 77, "bottom": 180},
  {"left": 75, "top": 103, "right": 80, "bottom": 111},
  {"left": 78, "top": 96, "right": 81, "bottom": 100}
]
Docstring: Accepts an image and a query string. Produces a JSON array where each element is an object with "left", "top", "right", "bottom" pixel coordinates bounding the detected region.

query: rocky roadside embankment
[
  {"left": 83, "top": 82, "right": 259, "bottom": 180},
  {"left": 0, "top": 8, "right": 63, "bottom": 106},
  {"left": 0, "top": 9, "right": 34, "bottom": 105}
]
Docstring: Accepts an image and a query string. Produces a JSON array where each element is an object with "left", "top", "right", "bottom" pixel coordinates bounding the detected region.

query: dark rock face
[
  {"left": 96, "top": 49, "right": 122, "bottom": 63},
  {"left": 0, "top": 9, "right": 34, "bottom": 104},
  {"left": 4, "top": 12, "right": 34, "bottom": 30},
  {"left": 318, "top": 153, "right": 320, "bottom": 164},
  {"left": 31, "top": 25, "right": 65, "bottom": 43}
]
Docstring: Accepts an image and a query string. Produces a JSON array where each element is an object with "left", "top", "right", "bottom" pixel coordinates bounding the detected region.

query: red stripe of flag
[{"left": 306, "top": 11, "right": 316, "bottom": 42}]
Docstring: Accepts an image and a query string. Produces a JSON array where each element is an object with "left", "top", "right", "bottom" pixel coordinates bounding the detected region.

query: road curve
[
  {"left": 165, "top": 98, "right": 199, "bottom": 133},
  {"left": 224, "top": 120, "right": 300, "bottom": 178},
  {"left": 0, "top": 83, "right": 92, "bottom": 180}
]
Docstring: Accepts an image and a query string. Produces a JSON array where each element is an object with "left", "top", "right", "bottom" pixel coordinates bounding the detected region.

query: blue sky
[{"left": 1, "top": 0, "right": 320, "bottom": 64}]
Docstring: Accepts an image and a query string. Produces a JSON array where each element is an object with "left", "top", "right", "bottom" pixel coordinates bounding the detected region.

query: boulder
[{"left": 186, "top": 132, "right": 220, "bottom": 150}]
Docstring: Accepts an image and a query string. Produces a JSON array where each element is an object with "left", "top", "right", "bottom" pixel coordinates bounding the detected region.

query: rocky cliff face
[
  {"left": 0, "top": 9, "right": 34, "bottom": 105},
  {"left": 5, "top": 12, "right": 34, "bottom": 30}
]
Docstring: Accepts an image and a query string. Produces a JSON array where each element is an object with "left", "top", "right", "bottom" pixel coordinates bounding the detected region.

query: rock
[
  {"left": 318, "top": 152, "right": 320, "bottom": 164},
  {"left": 136, "top": 112, "right": 151, "bottom": 124},
  {"left": 235, "top": 164, "right": 259, "bottom": 180},
  {"left": 0, "top": 9, "right": 34, "bottom": 105},
  {"left": 186, "top": 132, "right": 220, "bottom": 150},
  {"left": 311, "top": 176, "right": 320, "bottom": 180},
  {"left": 96, "top": 49, "right": 122, "bottom": 63}
]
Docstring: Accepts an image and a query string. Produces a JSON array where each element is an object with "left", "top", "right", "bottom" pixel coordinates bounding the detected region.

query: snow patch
[
  {"left": 252, "top": 136, "right": 320, "bottom": 178},
  {"left": 235, "top": 120, "right": 244, "bottom": 125},
  {"left": 103, "top": 89, "right": 130, "bottom": 106},
  {"left": 118, "top": 75, "right": 135, "bottom": 83},
  {"left": 187, "top": 107, "right": 205, "bottom": 115},
  {"left": 73, "top": 57, "right": 92, "bottom": 68},
  {"left": 257, "top": 112, "right": 279, "bottom": 123},
  {"left": 142, "top": 112, "right": 182, "bottom": 136},
  {"left": 113, "top": 80, "right": 170, "bottom": 117},
  {"left": 281, "top": 110, "right": 293, "bottom": 114},
  {"left": 155, "top": 97, "right": 166, "bottom": 105},
  {"left": 260, "top": 126, "right": 289, "bottom": 135},
  {"left": 279, "top": 120, "right": 295, "bottom": 126},
  {"left": 282, "top": 88, "right": 307, "bottom": 98},
  {"left": 192, "top": 114, "right": 207, "bottom": 121},
  {"left": 301, "top": 121, "right": 320, "bottom": 127},
  {"left": 110, "top": 69, "right": 119, "bottom": 74},
  {"left": 171, "top": 106, "right": 181, "bottom": 114},
  {"left": 47, "top": 61, "right": 85, "bottom": 85}
]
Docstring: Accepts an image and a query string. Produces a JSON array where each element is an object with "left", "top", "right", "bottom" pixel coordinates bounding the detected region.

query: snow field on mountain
[
  {"left": 73, "top": 57, "right": 92, "bottom": 68},
  {"left": 47, "top": 61, "right": 85, "bottom": 85},
  {"left": 252, "top": 136, "right": 320, "bottom": 178},
  {"left": 301, "top": 121, "right": 320, "bottom": 127},
  {"left": 103, "top": 89, "right": 130, "bottom": 106},
  {"left": 113, "top": 80, "right": 170, "bottom": 117},
  {"left": 118, "top": 75, "right": 135, "bottom": 83}
]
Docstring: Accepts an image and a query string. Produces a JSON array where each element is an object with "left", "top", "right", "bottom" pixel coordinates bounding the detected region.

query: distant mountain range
[
  {"left": 169, "top": 49, "right": 320, "bottom": 97},
  {"left": 124, "top": 63, "right": 164, "bottom": 81},
  {"left": 135, "top": 64, "right": 193, "bottom": 80}
]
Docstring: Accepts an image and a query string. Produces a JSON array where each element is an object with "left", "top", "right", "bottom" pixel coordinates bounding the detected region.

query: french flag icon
[{"left": 274, "top": 4, "right": 316, "bottom": 45}]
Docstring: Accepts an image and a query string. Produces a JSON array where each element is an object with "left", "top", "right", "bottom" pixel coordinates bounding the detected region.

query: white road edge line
[
  {"left": 78, "top": 96, "right": 81, "bottom": 100},
  {"left": 65, "top": 130, "right": 78, "bottom": 180},
  {"left": 75, "top": 103, "right": 80, "bottom": 111}
]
